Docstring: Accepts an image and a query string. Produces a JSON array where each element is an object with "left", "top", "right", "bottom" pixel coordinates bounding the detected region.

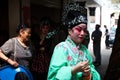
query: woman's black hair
[
  {"left": 16, "top": 24, "right": 30, "bottom": 34},
  {"left": 39, "top": 17, "right": 51, "bottom": 28}
]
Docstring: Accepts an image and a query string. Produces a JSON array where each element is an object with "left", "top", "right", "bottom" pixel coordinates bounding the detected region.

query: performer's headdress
[{"left": 62, "top": 1, "right": 88, "bottom": 29}]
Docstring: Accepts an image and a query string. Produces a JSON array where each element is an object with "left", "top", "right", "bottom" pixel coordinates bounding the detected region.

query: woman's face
[
  {"left": 20, "top": 28, "right": 31, "bottom": 41},
  {"left": 41, "top": 25, "right": 49, "bottom": 34},
  {"left": 69, "top": 23, "right": 87, "bottom": 45}
]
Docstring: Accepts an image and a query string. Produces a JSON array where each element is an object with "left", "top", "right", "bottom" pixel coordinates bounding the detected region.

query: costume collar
[{"left": 66, "top": 36, "right": 81, "bottom": 49}]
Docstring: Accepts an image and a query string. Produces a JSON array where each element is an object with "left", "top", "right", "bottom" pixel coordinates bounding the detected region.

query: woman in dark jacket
[{"left": 30, "top": 17, "right": 52, "bottom": 80}]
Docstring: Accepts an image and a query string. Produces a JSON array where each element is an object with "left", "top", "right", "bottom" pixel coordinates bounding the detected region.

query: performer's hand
[
  {"left": 83, "top": 66, "right": 91, "bottom": 80},
  {"left": 72, "top": 60, "right": 89, "bottom": 74},
  {"left": 83, "top": 66, "right": 90, "bottom": 77}
]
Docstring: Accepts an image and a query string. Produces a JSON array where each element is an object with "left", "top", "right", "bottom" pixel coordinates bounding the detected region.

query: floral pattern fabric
[{"left": 47, "top": 36, "right": 101, "bottom": 80}]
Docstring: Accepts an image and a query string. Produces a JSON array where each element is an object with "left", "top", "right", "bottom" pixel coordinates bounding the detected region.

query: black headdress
[{"left": 62, "top": 2, "right": 88, "bottom": 29}]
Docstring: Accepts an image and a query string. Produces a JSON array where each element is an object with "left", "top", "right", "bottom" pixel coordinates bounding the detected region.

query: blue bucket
[{"left": 0, "top": 65, "right": 33, "bottom": 80}]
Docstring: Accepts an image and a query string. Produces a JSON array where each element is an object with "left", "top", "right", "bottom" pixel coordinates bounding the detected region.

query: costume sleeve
[
  {"left": 84, "top": 47, "right": 101, "bottom": 80},
  {"left": 47, "top": 43, "right": 72, "bottom": 80}
]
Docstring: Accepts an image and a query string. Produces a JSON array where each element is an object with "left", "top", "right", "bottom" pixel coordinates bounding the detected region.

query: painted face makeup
[
  {"left": 73, "top": 27, "right": 87, "bottom": 35},
  {"left": 70, "top": 23, "right": 87, "bottom": 45},
  {"left": 73, "top": 23, "right": 87, "bottom": 35}
]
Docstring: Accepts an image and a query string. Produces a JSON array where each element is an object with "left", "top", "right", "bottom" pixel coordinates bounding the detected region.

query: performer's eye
[{"left": 74, "top": 27, "right": 82, "bottom": 32}]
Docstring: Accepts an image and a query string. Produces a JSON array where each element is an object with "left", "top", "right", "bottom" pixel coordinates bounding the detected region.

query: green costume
[{"left": 47, "top": 37, "right": 101, "bottom": 80}]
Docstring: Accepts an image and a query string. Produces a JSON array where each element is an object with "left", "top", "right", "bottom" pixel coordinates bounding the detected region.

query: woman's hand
[
  {"left": 83, "top": 66, "right": 91, "bottom": 76},
  {"left": 83, "top": 69, "right": 91, "bottom": 80},
  {"left": 72, "top": 60, "right": 90, "bottom": 75},
  {"left": 7, "top": 58, "right": 19, "bottom": 67},
  {"left": 0, "top": 50, "right": 19, "bottom": 67}
]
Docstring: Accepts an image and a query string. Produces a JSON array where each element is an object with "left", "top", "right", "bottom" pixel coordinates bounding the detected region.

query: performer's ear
[{"left": 68, "top": 29, "right": 72, "bottom": 35}]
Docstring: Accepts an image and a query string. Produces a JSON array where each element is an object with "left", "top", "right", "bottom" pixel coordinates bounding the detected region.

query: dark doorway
[{"left": 0, "top": 0, "right": 9, "bottom": 46}]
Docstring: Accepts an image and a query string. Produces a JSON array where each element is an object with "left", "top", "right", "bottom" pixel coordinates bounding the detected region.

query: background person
[
  {"left": 0, "top": 24, "right": 33, "bottom": 79},
  {"left": 30, "top": 17, "right": 53, "bottom": 80},
  {"left": 103, "top": 25, "right": 110, "bottom": 49},
  {"left": 91, "top": 24, "right": 102, "bottom": 67}
]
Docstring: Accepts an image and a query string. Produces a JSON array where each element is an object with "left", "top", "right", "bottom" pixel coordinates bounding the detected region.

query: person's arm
[
  {"left": 0, "top": 49, "right": 9, "bottom": 61},
  {"left": 0, "top": 38, "right": 19, "bottom": 67},
  {"left": 0, "top": 49, "right": 18, "bottom": 67},
  {"left": 47, "top": 43, "right": 73, "bottom": 80},
  {"left": 91, "top": 32, "right": 94, "bottom": 40},
  {"left": 84, "top": 47, "right": 101, "bottom": 80}
]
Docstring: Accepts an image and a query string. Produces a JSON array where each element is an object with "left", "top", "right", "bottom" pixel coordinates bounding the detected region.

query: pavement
[{"left": 88, "top": 38, "right": 112, "bottom": 80}]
